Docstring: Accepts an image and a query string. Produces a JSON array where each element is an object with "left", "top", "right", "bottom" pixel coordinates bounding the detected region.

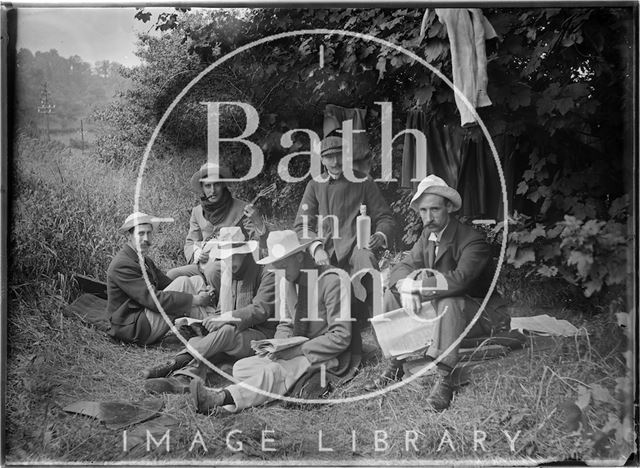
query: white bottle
[{"left": 356, "top": 204, "right": 371, "bottom": 249}]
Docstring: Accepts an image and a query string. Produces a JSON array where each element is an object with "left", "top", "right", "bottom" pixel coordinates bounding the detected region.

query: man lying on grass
[
  {"left": 142, "top": 227, "right": 276, "bottom": 394},
  {"left": 365, "top": 175, "right": 507, "bottom": 411},
  {"left": 107, "top": 212, "right": 215, "bottom": 346},
  {"left": 190, "top": 230, "right": 353, "bottom": 413}
]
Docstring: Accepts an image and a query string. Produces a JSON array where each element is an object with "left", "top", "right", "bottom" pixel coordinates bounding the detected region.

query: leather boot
[
  {"left": 191, "top": 379, "right": 225, "bottom": 414},
  {"left": 144, "top": 375, "right": 191, "bottom": 394},
  {"left": 426, "top": 368, "right": 454, "bottom": 411},
  {"left": 364, "top": 359, "right": 405, "bottom": 391},
  {"left": 142, "top": 353, "right": 192, "bottom": 379}
]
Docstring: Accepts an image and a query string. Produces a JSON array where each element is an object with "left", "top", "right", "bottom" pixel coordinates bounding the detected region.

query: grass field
[{"left": 5, "top": 136, "right": 635, "bottom": 465}]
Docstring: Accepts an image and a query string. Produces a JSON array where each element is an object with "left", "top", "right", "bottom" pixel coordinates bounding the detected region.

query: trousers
[
  {"left": 174, "top": 324, "right": 267, "bottom": 381},
  {"left": 143, "top": 276, "right": 213, "bottom": 345},
  {"left": 383, "top": 289, "right": 485, "bottom": 368},
  {"left": 224, "top": 354, "right": 312, "bottom": 412}
]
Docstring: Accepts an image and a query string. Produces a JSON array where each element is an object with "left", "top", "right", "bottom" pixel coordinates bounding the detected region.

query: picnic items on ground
[
  {"left": 356, "top": 205, "right": 371, "bottom": 249},
  {"left": 510, "top": 314, "right": 580, "bottom": 337},
  {"left": 250, "top": 336, "right": 309, "bottom": 358},
  {"left": 370, "top": 302, "right": 438, "bottom": 358}
]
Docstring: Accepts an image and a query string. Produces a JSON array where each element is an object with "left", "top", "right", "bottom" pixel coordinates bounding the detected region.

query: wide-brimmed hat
[
  {"left": 410, "top": 175, "right": 462, "bottom": 212},
  {"left": 189, "top": 163, "right": 233, "bottom": 193},
  {"left": 256, "top": 230, "right": 315, "bottom": 265},
  {"left": 118, "top": 212, "right": 164, "bottom": 233},
  {"left": 205, "top": 226, "right": 258, "bottom": 260}
]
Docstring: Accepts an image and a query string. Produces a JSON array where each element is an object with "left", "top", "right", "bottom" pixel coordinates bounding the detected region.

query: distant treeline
[{"left": 14, "top": 48, "right": 131, "bottom": 132}]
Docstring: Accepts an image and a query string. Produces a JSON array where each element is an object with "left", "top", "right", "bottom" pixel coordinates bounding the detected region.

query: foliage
[
  {"left": 485, "top": 200, "right": 628, "bottom": 298},
  {"left": 90, "top": 7, "right": 633, "bottom": 304}
]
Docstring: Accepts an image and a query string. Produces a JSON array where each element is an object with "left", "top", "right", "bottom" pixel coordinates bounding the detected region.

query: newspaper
[{"left": 371, "top": 302, "right": 439, "bottom": 358}]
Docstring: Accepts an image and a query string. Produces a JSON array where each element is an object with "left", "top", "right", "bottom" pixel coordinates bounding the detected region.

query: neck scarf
[{"left": 201, "top": 187, "right": 233, "bottom": 226}]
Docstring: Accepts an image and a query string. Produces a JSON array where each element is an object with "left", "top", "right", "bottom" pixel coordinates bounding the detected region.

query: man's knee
[
  {"left": 188, "top": 275, "right": 206, "bottom": 291},
  {"left": 434, "top": 297, "right": 465, "bottom": 314},
  {"left": 166, "top": 276, "right": 190, "bottom": 292}
]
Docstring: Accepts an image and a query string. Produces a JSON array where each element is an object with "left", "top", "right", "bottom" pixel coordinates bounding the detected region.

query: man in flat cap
[
  {"left": 142, "top": 227, "right": 277, "bottom": 393},
  {"left": 366, "top": 175, "right": 504, "bottom": 411},
  {"left": 107, "top": 212, "right": 214, "bottom": 346},
  {"left": 294, "top": 135, "right": 395, "bottom": 323}
]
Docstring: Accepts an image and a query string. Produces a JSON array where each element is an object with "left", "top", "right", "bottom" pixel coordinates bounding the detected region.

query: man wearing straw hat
[
  {"left": 141, "top": 227, "right": 277, "bottom": 394},
  {"left": 365, "top": 175, "right": 504, "bottom": 411},
  {"left": 190, "top": 230, "right": 353, "bottom": 413},
  {"left": 166, "top": 162, "right": 268, "bottom": 281},
  {"left": 107, "top": 212, "right": 215, "bottom": 346}
]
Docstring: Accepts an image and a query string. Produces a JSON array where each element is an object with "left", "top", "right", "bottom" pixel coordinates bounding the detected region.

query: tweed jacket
[
  {"left": 107, "top": 244, "right": 193, "bottom": 343},
  {"left": 211, "top": 259, "right": 277, "bottom": 337},
  {"left": 293, "top": 171, "right": 395, "bottom": 263},
  {"left": 389, "top": 217, "right": 495, "bottom": 300},
  {"left": 274, "top": 264, "right": 352, "bottom": 375},
  {"left": 184, "top": 198, "right": 268, "bottom": 262}
]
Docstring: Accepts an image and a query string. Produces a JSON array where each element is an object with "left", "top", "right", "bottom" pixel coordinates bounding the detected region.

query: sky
[{"left": 14, "top": 7, "right": 172, "bottom": 67}]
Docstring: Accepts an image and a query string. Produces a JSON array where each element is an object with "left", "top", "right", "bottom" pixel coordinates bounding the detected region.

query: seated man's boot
[
  {"left": 142, "top": 353, "right": 192, "bottom": 379},
  {"left": 364, "top": 359, "right": 405, "bottom": 391},
  {"left": 425, "top": 368, "right": 454, "bottom": 411},
  {"left": 144, "top": 375, "right": 191, "bottom": 394},
  {"left": 191, "top": 379, "right": 225, "bottom": 414}
]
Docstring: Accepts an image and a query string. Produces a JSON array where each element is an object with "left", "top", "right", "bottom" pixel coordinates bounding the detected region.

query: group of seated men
[{"left": 106, "top": 135, "right": 501, "bottom": 413}]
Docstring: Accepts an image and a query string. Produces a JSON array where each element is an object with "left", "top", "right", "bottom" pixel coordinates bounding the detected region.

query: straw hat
[
  {"left": 410, "top": 175, "right": 462, "bottom": 212},
  {"left": 256, "top": 230, "right": 315, "bottom": 265},
  {"left": 206, "top": 226, "right": 258, "bottom": 260},
  {"left": 189, "top": 163, "right": 233, "bottom": 193},
  {"left": 118, "top": 212, "right": 162, "bottom": 233}
]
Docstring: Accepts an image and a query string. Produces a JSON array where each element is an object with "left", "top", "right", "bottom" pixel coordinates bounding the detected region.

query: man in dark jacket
[
  {"left": 294, "top": 135, "right": 396, "bottom": 321},
  {"left": 366, "top": 175, "right": 502, "bottom": 411},
  {"left": 107, "top": 212, "right": 214, "bottom": 346},
  {"left": 142, "top": 227, "right": 277, "bottom": 394},
  {"left": 190, "top": 230, "right": 353, "bottom": 413}
]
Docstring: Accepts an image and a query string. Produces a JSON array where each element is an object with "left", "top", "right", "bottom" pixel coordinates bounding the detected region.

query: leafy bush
[{"left": 485, "top": 204, "right": 628, "bottom": 299}]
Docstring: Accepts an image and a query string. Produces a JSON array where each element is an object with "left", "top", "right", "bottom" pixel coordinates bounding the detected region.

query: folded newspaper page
[
  {"left": 371, "top": 302, "right": 439, "bottom": 358},
  {"left": 250, "top": 336, "right": 309, "bottom": 356}
]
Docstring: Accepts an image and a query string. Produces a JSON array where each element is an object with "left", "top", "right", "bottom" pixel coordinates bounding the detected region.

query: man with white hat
[
  {"left": 106, "top": 212, "right": 215, "bottom": 345},
  {"left": 189, "top": 230, "right": 354, "bottom": 413},
  {"left": 365, "top": 175, "right": 501, "bottom": 411},
  {"left": 166, "top": 162, "right": 268, "bottom": 281},
  {"left": 142, "top": 227, "right": 277, "bottom": 394}
]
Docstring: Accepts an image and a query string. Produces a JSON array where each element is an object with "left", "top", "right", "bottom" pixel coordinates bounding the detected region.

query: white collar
[{"left": 428, "top": 222, "right": 449, "bottom": 242}]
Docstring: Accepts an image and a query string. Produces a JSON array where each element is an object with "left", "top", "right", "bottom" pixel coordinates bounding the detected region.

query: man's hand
[
  {"left": 202, "top": 314, "right": 232, "bottom": 332},
  {"left": 400, "top": 291, "right": 422, "bottom": 316},
  {"left": 313, "top": 247, "right": 331, "bottom": 266},
  {"left": 368, "top": 232, "right": 385, "bottom": 250},
  {"left": 193, "top": 292, "right": 213, "bottom": 307},
  {"left": 195, "top": 249, "right": 209, "bottom": 264},
  {"left": 269, "top": 344, "right": 304, "bottom": 361},
  {"left": 244, "top": 203, "right": 266, "bottom": 233}
]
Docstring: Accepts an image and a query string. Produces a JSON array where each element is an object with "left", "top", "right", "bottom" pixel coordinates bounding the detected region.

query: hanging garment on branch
[{"left": 427, "top": 9, "right": 497, "bottom": 127}]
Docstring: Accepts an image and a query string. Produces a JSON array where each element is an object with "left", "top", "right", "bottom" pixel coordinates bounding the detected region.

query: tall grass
[{"left": 9, "top": 136, "right": 212, "bottom": 300}]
